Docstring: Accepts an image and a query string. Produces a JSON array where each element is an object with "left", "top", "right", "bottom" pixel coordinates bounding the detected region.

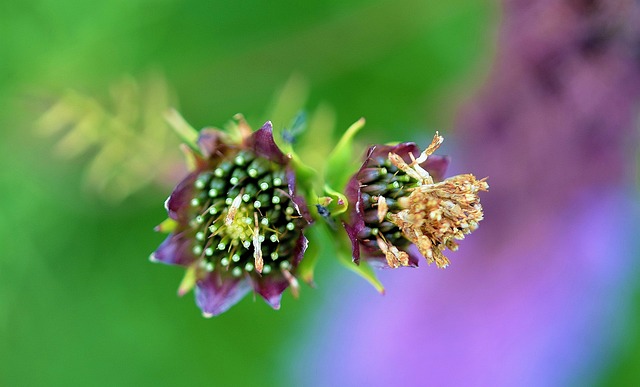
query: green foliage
[
  {"left": 296, "top": 225, "right": 325, "bottom": 286},
  {"left": 36, "top": 74, "right": 181, "bottom": 202},
  {"left": 325, "top": 117, "right": 366, "bottom": 192},
  {"left": 336, "top": 249, "right": 385, "bottom": 294},
  {"left": 164, "top": 108, "right": 199, "bottom": 152}
]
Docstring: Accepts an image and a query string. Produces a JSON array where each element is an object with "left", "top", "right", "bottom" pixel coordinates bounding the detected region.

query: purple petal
[
  {"left": 342, "top": 221, "right": 362, "bottom": 265},
  {"left": 344, "top": 174, "right": 365, "bottom": 221},
  {"left": 248, "top": 235, "right": 306, "bottom": 310},
  {"left": 151, "top": 232, "right": 197, "bottom": 267},
  {"left": 251, "top": 274, "right": 290, "bottom": 310},
  {"left": 343, "top": 175, "right": 366, "bottom": 264},
  {"left": 246, "top": 121, "right": 287, "bottom": 164},
  {"left": 291, "top": 234, "right": 309, "bottom": 267},
  {"left": 195, "top": 271, "right": 252, "bottom": 317},
  {"left": 250, "top": 236, "right": 307, "bottom": 310},
  {"left": 421, "top": 155, "right": 450, "bottom": 182},
  {"left": 405, "top": 244, "right": 421, "bottom": 267},
  {"left": 197, "top": 128, "right": 226, "bottom": 159},
  {"left": 366, "top": 143, "right": 420, "bottom": 166},
  {"left": 166, "top": 172, "right": 198, "bottom": 221},
  {"left": 285, "top": 167, "right": 313, "bottom": 224}
]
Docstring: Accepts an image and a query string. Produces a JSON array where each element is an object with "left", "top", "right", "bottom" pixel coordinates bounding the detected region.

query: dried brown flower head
[
  {"left": 387, "top": 133, "right": 488, "bottom": 268},
  {"left": 344, "top": 133, "right": 488, "bottom": 269}
]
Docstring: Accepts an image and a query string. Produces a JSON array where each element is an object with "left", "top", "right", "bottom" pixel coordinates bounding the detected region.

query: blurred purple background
[
  {"left": 295, "top": 1, "right": 640, "bottom": 385},
  {"left": 4, "top": 0, "right": 640, "bottom": 385}
]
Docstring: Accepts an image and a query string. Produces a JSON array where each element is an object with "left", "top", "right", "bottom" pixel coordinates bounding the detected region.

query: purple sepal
[
  {"left": 252, "top": 274, "right": 290, "bottom": 310},
  {"left": 166, "top": 172, "right": 198, "bottom": 221},
  {"left": 195, "top": 272, "right": 252, "bottom": 317},
  {"left": 247, "top": 121, "right": 288, "bottom": 164},
  {"left": 152, "top": 232, "right": 197, "bottom": 267}
]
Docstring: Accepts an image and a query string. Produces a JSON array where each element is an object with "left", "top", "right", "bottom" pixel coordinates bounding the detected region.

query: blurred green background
[
  {"left": 0, "top": 1, "right": 497, "bottom": 385},
  {"left": 2, "top": 0, "right": 637, "bottom": 386},
  {"left": 0, "top": 0, "right": 497, "bottom": 386}
]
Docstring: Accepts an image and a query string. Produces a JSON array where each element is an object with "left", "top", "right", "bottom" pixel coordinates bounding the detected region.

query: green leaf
[
  {"left": 179, "top": 143, "right": 199, "bottom": 172},
  {"left": 291, "top": 152, "right": 318, "bottom": 189},
  {"left": 177, "top": 264, "right": 197, "bottom": 296},
  {"left": 286, "top": 111, "right": 308, "bottom": 141},
  {"left": 299, "top": 222, "right": 384, "bottom": 294},
  {"left": 154, "top": 218, "right": 177, "bottom": 233},
  {"left": 294, "top": 103, "right": 336, "bottom": 174},
  {"left": 37, "top": 76, "right": 182, "bottom": 202},
  {"left": 325, "top": 118, "right": 365, "bottom": 191},
  {"left": 322, "top": 184, "right": 348, "bottom": 216},
  {"left": 265, "top": 75, "right": 309, "bottom": 154},
  {"left": 336, "top": 248, "right": 385, "bottom": 294},
  {"left": 165, "top": 108, "right": 199, "bottom": 152},
  {"left": 333, "top": 230, "right": 385, "bottom": 294},
  {"left": 296, "top": 225, "right": 325, "bottom": 286}
]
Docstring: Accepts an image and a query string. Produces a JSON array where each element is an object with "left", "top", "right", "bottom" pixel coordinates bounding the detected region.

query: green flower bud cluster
[
  {"left": 356, "top": 156, "right": 417, "bottom": 250},
  {"left": 188, "top": 149, "right": 302, "bottom": 277}
]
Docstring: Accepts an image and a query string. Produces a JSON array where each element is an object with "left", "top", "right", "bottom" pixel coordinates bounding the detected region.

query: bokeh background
[{"left": 1, "top": 0, "right": 639, "bottom": 386}]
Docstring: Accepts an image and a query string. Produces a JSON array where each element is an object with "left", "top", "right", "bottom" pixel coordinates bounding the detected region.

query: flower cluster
[
  {"left": 344, "top": 133, "right": 488, "bottom": 269},
  {"left": 151, "top": 121, "right": 311, "bottom": 317},
  {"left": 152, "top": 117, "right": 487, "bottom": 316}
]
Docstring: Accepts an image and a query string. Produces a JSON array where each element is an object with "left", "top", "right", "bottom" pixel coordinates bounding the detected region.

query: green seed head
[
  {"left": 355, "top": 157, "right": 420, "bottom": 248},
  {"left": 186, "top": 149, "right": 305, "bottom": 277}
]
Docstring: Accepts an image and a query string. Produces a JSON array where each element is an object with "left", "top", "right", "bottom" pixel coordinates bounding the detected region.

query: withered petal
[
  {"left": 364, "top": 143, "right": 449, "bottom": 181},
  {"left": 359, "top": 246, "right": 419, "bottom": 269}
]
